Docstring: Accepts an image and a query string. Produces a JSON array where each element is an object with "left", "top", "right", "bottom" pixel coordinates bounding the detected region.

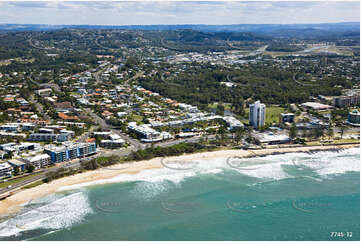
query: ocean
[{"left": 0, "top": 148, "right": 359, "bottom": 241}]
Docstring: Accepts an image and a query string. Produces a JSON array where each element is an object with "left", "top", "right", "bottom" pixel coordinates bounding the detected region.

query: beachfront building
[
  {"left": 21, "top": 154, "right": 51, "bottom": 169},
  {"left": 0, "top": 162, "right": 12, "bottom": 178},
  {"left": 44, "top": 142, "right": 97, "bottom": 163},
  {"left": 128, "top": 122, "right": 172, "bottom": 142},
  {"left": 249, "top": 101, "right": 266, "bottom": 128}
]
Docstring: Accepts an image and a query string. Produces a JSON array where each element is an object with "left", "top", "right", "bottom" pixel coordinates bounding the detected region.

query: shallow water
[{"left": 0, "top": 148, "right": 359, "bottom": 241}]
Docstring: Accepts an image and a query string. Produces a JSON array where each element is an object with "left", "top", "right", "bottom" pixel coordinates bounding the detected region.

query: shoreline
[{"left": 0, "top": 143, "right": 359, "bottom": 216}]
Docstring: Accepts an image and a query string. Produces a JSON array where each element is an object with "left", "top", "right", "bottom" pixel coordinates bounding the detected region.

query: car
[{"left": 7, "top": 185, "right": 12, "bottom": 189}]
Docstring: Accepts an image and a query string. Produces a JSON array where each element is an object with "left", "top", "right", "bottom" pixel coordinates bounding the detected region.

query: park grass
[
  {"left": 208, "top": 103, "right": 232, "bottom": 110},
  {"left": 245, "top": 106, "right": 285, "bottom": 124},
  {"left": 305, "top": 138, "right": 359, "bottom": 146},
  {"left": 23, "top": 180, "right": 44, "bottom": 189},
  {"left": 0, "top": 173, "right": 44, "bottom": 189}
]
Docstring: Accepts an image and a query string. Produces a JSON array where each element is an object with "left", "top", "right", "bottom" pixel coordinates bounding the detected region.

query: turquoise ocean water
[{"left": 0, "top": 148, "right": 359, "bottom": 241}]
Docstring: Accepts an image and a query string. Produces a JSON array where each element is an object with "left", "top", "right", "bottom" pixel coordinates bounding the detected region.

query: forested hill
[{"left": 0, "top": 22, "right": 359, "bottom": 39}]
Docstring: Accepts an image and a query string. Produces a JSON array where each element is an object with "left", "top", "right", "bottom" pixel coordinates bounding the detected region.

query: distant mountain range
[{"left": 0, "top": 22, "right": 359, "bottom": 38}]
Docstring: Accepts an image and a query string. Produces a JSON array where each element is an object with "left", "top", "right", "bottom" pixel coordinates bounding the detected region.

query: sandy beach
[{"left": 0, "top": 143, "right": 358, "bottom": 216}]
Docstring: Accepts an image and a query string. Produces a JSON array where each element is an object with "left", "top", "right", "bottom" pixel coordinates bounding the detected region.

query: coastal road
[{"left": 0, "top": 173, "right": 46, "bottom": 197}]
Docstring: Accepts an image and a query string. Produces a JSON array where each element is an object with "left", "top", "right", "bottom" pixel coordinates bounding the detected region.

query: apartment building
[
  {"left": 279, "top": 113, "right": 295, "bottom": 123},
  {"left": 44, "top": 142, "right": 97, "bottom": 163},
  {"left": 29, "top": 133, "right": 71, "bottom": 142},
  {"left": 249, "top": 101, "right": 266, "bottom": 128},
  {"left": 22, "top": 154, "right": 51, "bottom": 169},
  {"left": 0, "top": 162, "right": 12, "bottom": 178}
]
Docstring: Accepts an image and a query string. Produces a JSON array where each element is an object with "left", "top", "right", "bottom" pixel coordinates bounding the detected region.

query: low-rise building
[
  {"left": 258, "top": 132, "right": 291, "bottom": 145},
  {"left": 279, "top": 113, "right": 295, "bottom": 123},
  {"left": 7, "top": 159, "right": 26, "bottom": 172},
  {"left": 222, "top": 116, "right": 244, "bottom": 130},
  {"left": 128, "top": 122, "right": 172, "bottom": 142},
  {"left": 29, "top": 133, "right": 71, "bottom": 142},
  {"left": 0, "top": 123, "right": 20, "bottom": 132},
  {"left": 22, "top": 154, "right": 51, "bottom": 169},
  {"left": 301, "top": 102, "right": 333, "bottom": 110},
  {"left": 0, "top": 162, "right": 12, "bottom": 178},
  {"left": 100, "top": 139, "right": 125, "bottom": 148}
]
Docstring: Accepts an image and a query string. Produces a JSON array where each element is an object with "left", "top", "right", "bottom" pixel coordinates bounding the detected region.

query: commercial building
[
  {"left": 249, "top": 101, "right": 266, "bottom": 128},
  {"left": 347, "top": 110, "right": 360, "bottom": 126},
  {"left": 301, "top": 102, "right": 333, "bottom": 110},
  {"left": 22, "top": 154, "right": 51, "bottom": 169},
  {"left": 44, "top": 142, "right": 97, "bottom": 163},
  {"left": 258, "top": 133, "right": 291, "bottom": 145},
  {"left": 7, "top": 159, "right": 26, "bottom": 172},
  {"left": 279, "top": 113, "right": 295, "bottom": 123}
]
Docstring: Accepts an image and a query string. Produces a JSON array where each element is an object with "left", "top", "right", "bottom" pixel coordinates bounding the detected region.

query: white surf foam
[
  {"left": 0, "top": 191, "right": 92, "bottom": 238},
  {"left": 58, "top": 148, "right": 360, "bottom": 192}
]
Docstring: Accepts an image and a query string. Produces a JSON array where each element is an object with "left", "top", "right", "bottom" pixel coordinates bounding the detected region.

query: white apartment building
[
  {"left": 249, "top": 101, "right": 266, "bottom": 128},
  {"left": 0, "top": 162, "right": 12, "bottom": 178},
  {"left": 22, "top": 154, "right": 51, "bottom": 169}
]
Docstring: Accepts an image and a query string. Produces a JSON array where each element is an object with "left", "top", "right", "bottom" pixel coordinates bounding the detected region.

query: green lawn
[
  {"left": 245, "top": 106, "right": 284, "bottom": 124},
  {"left": 305, "top": 138, "right": 359, "bottom": 146},
  {"left": 208, "top": 103, "right": 232, "bottom": 110},
  {"left": 23, "top": 180, "right": 44, "bottom": 189}
]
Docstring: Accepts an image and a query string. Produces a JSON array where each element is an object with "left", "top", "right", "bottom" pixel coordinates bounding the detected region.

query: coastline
[{"left": 0, "top": 143, "right": 359, "bottom": 216}]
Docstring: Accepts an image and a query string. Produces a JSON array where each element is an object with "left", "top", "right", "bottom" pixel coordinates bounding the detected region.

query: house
[
  {"left": 58, "top": 112, "right": 80, "bottom": 121},
  {"left": 55, "top": 102, "right": 73, "bottom": 110}
]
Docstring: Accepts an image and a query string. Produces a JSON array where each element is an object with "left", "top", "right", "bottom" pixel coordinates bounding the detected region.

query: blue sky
[{"left": 0, "top": 1, "right": 359, "bottom": 25}]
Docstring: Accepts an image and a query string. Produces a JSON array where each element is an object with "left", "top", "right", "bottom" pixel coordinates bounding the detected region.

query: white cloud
[{"left": 0, "top": 1, "right": 359, "bottom": 25}]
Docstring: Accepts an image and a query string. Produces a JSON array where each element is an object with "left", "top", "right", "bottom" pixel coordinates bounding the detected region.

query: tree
[
  {"left": 235, "top": 131, "right": 242, "bottom": 144},
  {"left": 327, "top": 127, "right": 334, "bottom": 138},
  {"left": 289, "top": 123, "right": 297, "bottom": 139},
  {"left": 339, "top": 125, "right": 347, "bottom": 139},
  {"left": 26, "top": 165, "right": 35, "bottom": 173},
  {"left": 13, "top": 167, "right": 20, "bottom": 176}
]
